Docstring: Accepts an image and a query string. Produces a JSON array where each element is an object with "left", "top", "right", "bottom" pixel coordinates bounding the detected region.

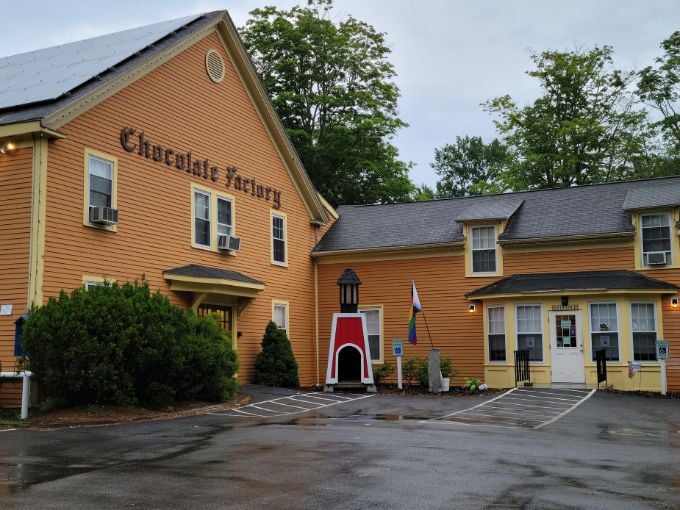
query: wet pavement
[{"left": 0, "top": 386, "right": 679, "bottom": 509}]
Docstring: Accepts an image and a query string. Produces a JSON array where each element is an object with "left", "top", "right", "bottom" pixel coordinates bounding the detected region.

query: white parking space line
[
  {"left": 424, "top": 387, "right": 596, "bottom": 429},
  {"left": 534, "top": 389, "right": 596, "bottom": 429},
  {"left": 0, "top": 428, "right": 16, "bottom": 432},
  {"left": 214, "top": 392, "right": 375, "bottom": 418}
]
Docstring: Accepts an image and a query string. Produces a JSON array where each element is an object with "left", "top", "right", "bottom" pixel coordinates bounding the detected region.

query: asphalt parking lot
[{"left": 1, "top": 386, "right": 679, "bottom": 509}]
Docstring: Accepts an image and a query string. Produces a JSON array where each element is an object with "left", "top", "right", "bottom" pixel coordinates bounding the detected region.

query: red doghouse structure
[{"left": 325, "top": 313, "right": 375, "bottom": 390}]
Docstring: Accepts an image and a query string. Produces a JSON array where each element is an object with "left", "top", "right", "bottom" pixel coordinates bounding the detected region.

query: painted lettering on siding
[{"left": 120, "top": 127, "right": 282, "bottom": 209}]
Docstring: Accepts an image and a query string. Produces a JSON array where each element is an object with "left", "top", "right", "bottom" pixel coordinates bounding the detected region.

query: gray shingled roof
[
  {"left": 466, "top": 270, "right": 677, "bottom": 297},
  {"left": 623, "top": 185, "right": 680, "bottom": 210},
  {"left": 456, "top": 198, "right": 524, "bottom": 222},
  {"left": 164, "top": 264, "right": 264, "bottom": 286},
  {"left": 0, "top": 12, "right": 223, "bottom": 126},
  {"left": 314, "top": 176, "right": 680, "bottom": 253}
]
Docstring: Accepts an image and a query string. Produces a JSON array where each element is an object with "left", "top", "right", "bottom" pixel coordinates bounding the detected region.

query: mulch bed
[
  {"left": 377, "top": 384, "right": 502, "bottom": 397},
  {"left": 1, "top": 394, "right": 251, "bottom": 430}
]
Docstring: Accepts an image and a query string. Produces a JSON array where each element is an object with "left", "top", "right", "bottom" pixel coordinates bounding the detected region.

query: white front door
[{"left": 549, "top": 311, "right": 585, "bottom": 383}]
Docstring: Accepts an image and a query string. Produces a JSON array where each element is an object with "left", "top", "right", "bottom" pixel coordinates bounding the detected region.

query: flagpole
[{"left": 420, "top": 308, "right": 435, "bottom": 349}]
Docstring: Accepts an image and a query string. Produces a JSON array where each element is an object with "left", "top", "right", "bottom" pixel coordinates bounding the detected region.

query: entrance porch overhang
[
  {"left": 163, "top": 264, "right": 265, "bottom": 312},
  {"left": 466, "top": 270, "right": 677, "bottom": 300}
]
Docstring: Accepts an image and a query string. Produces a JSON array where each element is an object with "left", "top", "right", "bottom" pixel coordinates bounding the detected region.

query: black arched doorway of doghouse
[{"left": 337, "top": 346, "right": 362, "bottom": 383}]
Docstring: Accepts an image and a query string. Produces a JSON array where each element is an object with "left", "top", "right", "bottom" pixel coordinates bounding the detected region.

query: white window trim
[
  {"left": 82, "top": 274, "right": 115, "bottom": 290},
  {"left": 359, "top": 306, "right": 383, "bottom": 363},
  {"left": 486, "top": 305, "right": 506, "bottom": 363},
  {"left": 588, "top": 301, "right": 621, "bottom": 362},
  {"left": 216, "top": 196, "right": 234, "bottom": 238},
  {"left": 271, "top": 210, "right": 288, "bottom": 267},
  {"left": 83, "top": 148, "right": 118, "bottom": 231},
  {"left": 272, "top": 300, "right": 289, "bottom": 337},
  {"left": 192, "top": 189, "right": 212, "bottom": 249},
  {"left": 470, "top": 225, "right": 498, "bottom": 275},
  {"left": 515, "top": 304, "right": 544, "bottom": 363},
  {"left": 640, "top": 211, "right": 673, "bottom": 268},
  {"left": 630, "top": 301, "right": 659, "bottom": 365},
  {"left": 191, "top": 185, "right": 237, "bottom": 253}
]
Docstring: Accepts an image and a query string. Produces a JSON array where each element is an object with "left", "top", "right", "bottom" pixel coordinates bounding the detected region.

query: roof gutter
[
  {"left": 499, "top": 231, "right": 634, "bottom": 247},
  {"left": 311, "top": 241, "right": 465, "bottom": 258}
]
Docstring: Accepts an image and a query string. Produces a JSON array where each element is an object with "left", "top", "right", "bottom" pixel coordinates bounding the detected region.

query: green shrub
[
  {"left": 464, "top": 377, "right": 482, "bottom": 394},
  {"left": 21, "top": 282, "right": 238, "bottom": 408},
  {"left": 372, "top": 362, "right": 394, "bottom": 384},
  {"left": 403, "top": 356, "right": 419, "bottom": 387},
  {"left": 414, "top": 356, "right": 455, "bottom": 386},
  {"left": 253, "top": 321, "right": 299, "bottom": 387}
]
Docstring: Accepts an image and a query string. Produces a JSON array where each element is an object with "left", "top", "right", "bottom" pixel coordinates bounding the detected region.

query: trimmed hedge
[
  {"left": 253, "top": 321, "right": 299, "bottom": 387},
  {"left": 21, "top": 282, "right": 238, "bottom": 408}
]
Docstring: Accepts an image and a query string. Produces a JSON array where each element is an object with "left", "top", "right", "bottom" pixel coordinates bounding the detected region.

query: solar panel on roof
[{"left": 0, "top": 14, "right": 199, "bottom": 110}]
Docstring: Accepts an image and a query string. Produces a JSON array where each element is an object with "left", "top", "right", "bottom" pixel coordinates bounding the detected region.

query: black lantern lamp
[{"left": 337, "top": 268, "right": 361, "bottom": 313}]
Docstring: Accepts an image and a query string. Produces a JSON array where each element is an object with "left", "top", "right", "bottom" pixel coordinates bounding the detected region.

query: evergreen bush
[
  {"left": 21, "top": 282, "right": 238, "bottom": 408},
  {"left": 253, "top": 321, "right": 299, "bottom": 387}
]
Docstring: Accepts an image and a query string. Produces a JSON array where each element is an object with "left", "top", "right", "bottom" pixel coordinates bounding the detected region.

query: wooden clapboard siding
[
  {"left": 318, "top": 256, "right": 490, "bottom": 385},
  {"left": 0, "top": 147, "right": 32, "bottom": 402},
  {"left": 41, "top": 31, "right": 320, "bottom": 385},
  {"left": 318, "top": 243, "right": 680, "bottom": 390},
  {"left": 503, "top": 244, "right": 635, "bottom": 273}
]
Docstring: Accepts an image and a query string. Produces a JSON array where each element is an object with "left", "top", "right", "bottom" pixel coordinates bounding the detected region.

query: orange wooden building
[
  {"left": 0, "top": 12, "right": 334, "bottom": 405},
  {"left": 1, "top": 12, "right": 679, "bottom": 406}
]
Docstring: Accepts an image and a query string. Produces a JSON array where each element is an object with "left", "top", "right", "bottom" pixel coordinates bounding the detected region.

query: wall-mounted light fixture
[
  {"left": 468, "top": 303, "right": 476, "bottom": 313},
  {"left": 671, "top": 296, "right": 678, "bottom": 308},
  {"left": 0, "top": 141, "right": 16, "bottom": 155}
]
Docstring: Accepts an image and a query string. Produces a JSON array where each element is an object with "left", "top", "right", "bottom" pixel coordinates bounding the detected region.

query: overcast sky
[{"left": 2, "top": 1, "right": 678, "bottom": 187}]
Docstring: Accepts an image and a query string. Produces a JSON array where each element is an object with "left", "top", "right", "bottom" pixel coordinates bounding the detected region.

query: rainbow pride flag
[{"left": 408, "top": 281, "right": 422, "bottom": 345}]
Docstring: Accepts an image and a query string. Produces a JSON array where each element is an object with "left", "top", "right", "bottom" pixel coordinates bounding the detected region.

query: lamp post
[{"left": 337, "top": 268, "right": 361, "bottom": 313}]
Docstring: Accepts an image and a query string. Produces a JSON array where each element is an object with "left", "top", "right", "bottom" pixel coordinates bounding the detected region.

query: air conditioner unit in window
[
  {"left": 647, "top": 251, "right": 668, "bottom": 265},
  {"left": 218, "top": 234, "right": 241, "bottom": 252},
  {"left": 89, "top": 206, "right": 118, "bottom": 225}
]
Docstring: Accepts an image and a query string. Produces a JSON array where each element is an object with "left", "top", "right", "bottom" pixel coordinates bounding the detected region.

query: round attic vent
[{"left": 205, "top": 49, "right": 225, "bottom": 83}]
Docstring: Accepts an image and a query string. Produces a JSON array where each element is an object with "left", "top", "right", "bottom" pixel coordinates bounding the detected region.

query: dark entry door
[
  {"left": 337, "top": 346, "right": 362, "bottom": 382},
  {"left": 197, "top": 304, "right": 233, "bottom": 333}
]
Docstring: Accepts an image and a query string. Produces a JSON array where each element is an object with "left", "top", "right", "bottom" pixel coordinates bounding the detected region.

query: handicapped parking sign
[{"left": 392, "top": 338, "right": 404, "bottom": 357}]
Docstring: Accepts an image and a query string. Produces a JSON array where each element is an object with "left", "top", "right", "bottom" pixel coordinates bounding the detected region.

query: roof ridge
[{"left": 339, "top": 175, "right": 680, "bottom": 210}]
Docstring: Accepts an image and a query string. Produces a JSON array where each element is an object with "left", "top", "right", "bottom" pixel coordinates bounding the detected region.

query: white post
[
  {"left": 397, "top": 355, "right": 403, "bottom": 390},
  {"left": 21, "top": 373, "right": 31, "bottom": 420},
  {"left": 660, "top": 359, "right": 667, "bottom": 396}
]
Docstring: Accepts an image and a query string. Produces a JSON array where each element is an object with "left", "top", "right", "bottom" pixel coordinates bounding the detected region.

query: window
[
  {"left": 273, "top": 302, "right": 288, "bottom": 335},
  {"left": 272, "top": 213, "right": 286, "bottom": 265},
  {"left": 217, "top": 197, "right": 233, "bottom": 238},
  {"left": 488, "top": 306, "right": 506, "bottom": 361},
  {"left": 641, "top": 213, "right": 671, "bottom": 266},
  {"left": 360, "top": 308, "right": 382, "bottom": 362},
  {"left": 84, "top": 149, "right": 117, "bottom": 228},
  {"left": 88, "top": 155, "right": 113, "bottom": 208},
  {"left": 84, "top": 281, "right": 105, "bottom": 290},
  {"left": 589, "top": 303, "right": 619, "bottom": 361},
  {"left": 194, "top": 190, "right": 211, "bottom": 247},
  {"left": 516, "top": 305, "right": 543, "bottom": 361},
  {"left": 471, "top": 226, "right": 496, "bottom": 273},
  {"left": 631, "top": 303, "right": 657, "bottom": 361}
]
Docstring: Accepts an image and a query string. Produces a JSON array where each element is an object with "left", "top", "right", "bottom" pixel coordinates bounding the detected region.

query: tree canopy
[
  {"left": 483, "top": 46, "right": 651, "bottom": 191},
  {"left": 241, "top": 0, "right": 413, "bottom": 206},
  {"left": 432, "top": 136, "right": 509, "bottom": 198}
]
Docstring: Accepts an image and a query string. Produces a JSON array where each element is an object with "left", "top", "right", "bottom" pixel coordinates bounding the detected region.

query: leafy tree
[
  {"left": 485, "top": 46, "right": 651, "bottom": 190},
  {"left": 253, "top": 321, "right": 299, "bottom": 387},
  {"left": 412, "top": 183, "right": 435, "bottom": 201},
  {"left": 638, "top": 31, "right": 680, "bottom": 148},
  {"left": 432, "top": 136, "right": 509, "bottom": 197},
  {"left": 241, "top": 0, "right": 414, "bottom": 206}
]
